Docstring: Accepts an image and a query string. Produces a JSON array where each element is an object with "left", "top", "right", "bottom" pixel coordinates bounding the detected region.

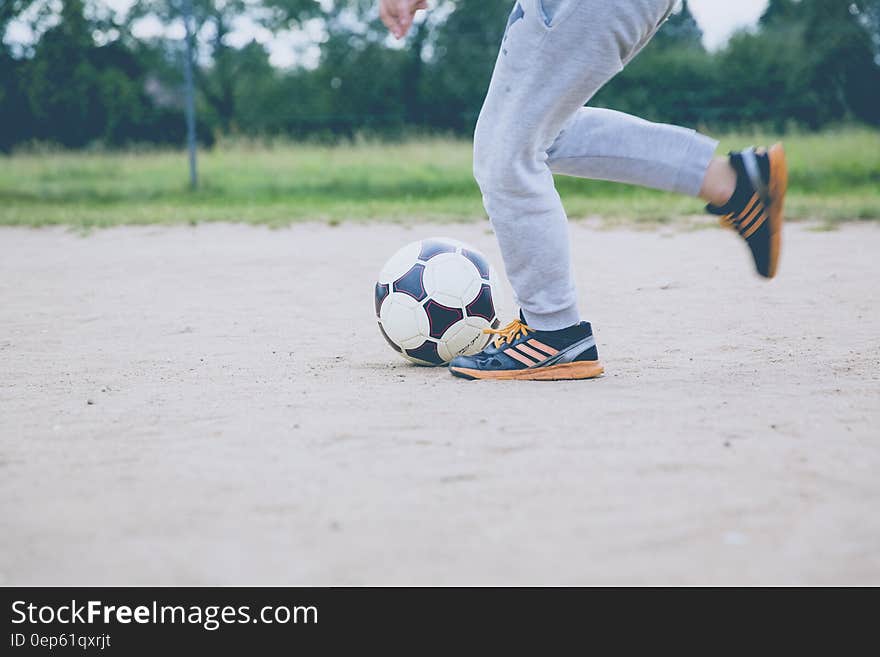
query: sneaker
[
  {"left": 707, "top": 143, "right": 787, "bottom": 279},
  {"left": 448, "top": 316, "right": 604, "bottom": 381}
]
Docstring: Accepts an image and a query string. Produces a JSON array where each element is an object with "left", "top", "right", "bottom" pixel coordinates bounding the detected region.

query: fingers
[
  {"left": 396, "top": 10, "right": 415, "bottom": 38},
  {"left": 379, "top": 2, "right": 397, "bottom": 36},
  {"left": 397, "top": 0, "right": 428, "bottom": 38},
  {"left": 380, "top": 0, "right": 428, "bottom": 40}
]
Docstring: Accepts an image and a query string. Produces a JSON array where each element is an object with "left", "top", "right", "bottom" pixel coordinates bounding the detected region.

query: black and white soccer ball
[{"left": 375, "top": 238, "right": 501, "bottom": 366}]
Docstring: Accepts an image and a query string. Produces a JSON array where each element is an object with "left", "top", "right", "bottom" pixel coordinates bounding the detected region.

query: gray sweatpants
[{"left": 474, "top": 0, "right": 719, "bottom": 330}]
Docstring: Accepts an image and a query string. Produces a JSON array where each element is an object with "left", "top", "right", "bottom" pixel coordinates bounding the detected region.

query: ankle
[
  {"left": 521, "top": 306, "right": 580, "bottom": 332},
  {"left": 700, "top": 157, "right": 737, "bottom": 207}
]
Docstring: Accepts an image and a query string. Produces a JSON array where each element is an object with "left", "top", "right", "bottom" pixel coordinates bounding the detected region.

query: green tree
[
  {"left": 858, "top": 0, "right": 880, "bottom": 55},
  {"left": 23, "top": 0, "right": 98, "bottom": 146},
  {"left": 130, "top": 0, "right": 323, "bottom": 134},
  {"left": 0, "top": 51, "right": 30, "bottom": 150},
  {"left": 718, "top": 28, "right": 815, "bottom": 129},
  {"left": 593, "top": 1, "right": 709, "bottom": 126},
  {"left": 799, "top": 0, "right": 880, "bottom": 125},
  {"left": 653, "top": 0, "right": 704, "bottom": 51},
  {"left": 421, "top": 0, "right": 511, "bottom": 132},
  {"left": 759, "top": 0, "right": 800, "bottom": 27},
  {"left": 19, "top": 0, "right": 184, "bottom": 147},
  {"left": 1, "top": 1, "right": 54, "bottom": 55}
]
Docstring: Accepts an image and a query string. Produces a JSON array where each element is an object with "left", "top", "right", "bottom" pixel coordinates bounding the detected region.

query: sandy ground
[{"left": 1, "top": 221, "right": 878, "bottom": 586}]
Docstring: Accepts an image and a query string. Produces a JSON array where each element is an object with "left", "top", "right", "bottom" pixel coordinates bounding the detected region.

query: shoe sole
[
  {"left": 449, "top": 360, "right": 605, "bottom": 381},
  {"left": 766, "top": 142, "right": 787, "bottom": 279}
]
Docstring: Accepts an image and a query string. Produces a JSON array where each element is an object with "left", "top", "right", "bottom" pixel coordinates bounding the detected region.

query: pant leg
[
  {"left": 548, "top": 107, "right": 718, "bottom": 196},
  {"left": 474, "top": 0, "right": 706, "bottom": 330}
]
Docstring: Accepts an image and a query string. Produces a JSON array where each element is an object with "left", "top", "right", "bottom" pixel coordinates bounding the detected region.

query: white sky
[
  {"left": 5, "top": 1, "right": 771, "bottom": 67},
  {"left": 688, "top": 0, "right": 769, "bottom": 50}
]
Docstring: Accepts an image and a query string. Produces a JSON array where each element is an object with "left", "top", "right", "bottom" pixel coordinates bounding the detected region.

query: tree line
[{"left": 1, "top": 0, "right": 878, "bottom": 151}]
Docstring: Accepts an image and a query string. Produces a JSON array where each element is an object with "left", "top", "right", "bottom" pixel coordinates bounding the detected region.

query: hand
[{"left": 379, "top": 0, "right": 429, "bottom": 39}]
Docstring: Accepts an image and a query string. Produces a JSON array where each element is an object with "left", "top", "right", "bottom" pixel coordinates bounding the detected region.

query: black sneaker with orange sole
[
  {"left": 449, "top": 317, "right": 604, "bottom": 381},
  {"left": 707, "top": 143, "right": 787, "bottom": 278}
]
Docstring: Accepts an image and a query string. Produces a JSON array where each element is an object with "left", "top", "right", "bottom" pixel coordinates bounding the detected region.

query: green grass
[{"left": 1, "top": 128, "right": 878, "bottom": 228}]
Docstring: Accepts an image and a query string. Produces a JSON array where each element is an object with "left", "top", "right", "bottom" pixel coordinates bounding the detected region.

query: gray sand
[{"left": 1, "top": 222, "right": 878, "bottom": 585}]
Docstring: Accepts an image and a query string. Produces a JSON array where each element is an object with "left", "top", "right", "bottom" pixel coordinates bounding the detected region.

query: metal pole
[{"left": 182, "top": 0, "right": 198, "bottom": 190}]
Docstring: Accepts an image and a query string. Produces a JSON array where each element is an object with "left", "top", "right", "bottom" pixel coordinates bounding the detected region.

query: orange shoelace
[{"left": 483, "top": 318, "right": 533, "bottom": 348}]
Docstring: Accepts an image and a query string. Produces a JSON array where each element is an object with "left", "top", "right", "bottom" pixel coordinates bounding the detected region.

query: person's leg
[
  {"left": 544, "top": 106, "right": 786, "bottom": 278},
  {"left": 454, "top": 0, "right": 786, "bottom": 380},
  {"left": 546, "top": 107, "right": 718, "bottom": 198},
  {"left": 547, "top": 107, "right": 739, "bottom": 205},
  {"left": 473, "top": 0, "right": 701, "bottom": 330}
]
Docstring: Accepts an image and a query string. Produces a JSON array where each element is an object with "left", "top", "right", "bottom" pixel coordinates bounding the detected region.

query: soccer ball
[{"left": 375, "top": 237, "right": 500, "bottom": 366}]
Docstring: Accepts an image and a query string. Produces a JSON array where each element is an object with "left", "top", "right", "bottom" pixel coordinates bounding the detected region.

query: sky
[
  {"left": 688, "top": 0, "right": 769, "bottom": 50},
  {"left": 5, "top": 1, "right": 771, "bottom": 67}
]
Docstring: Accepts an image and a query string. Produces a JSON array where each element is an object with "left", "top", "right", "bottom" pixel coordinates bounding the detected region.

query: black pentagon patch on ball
[
  {"left": 465, "top": 284, "right": 495, "bottom": 322},
  {"left": 377, "top": 322, "right": 401, "bottom": 353},
  {"left": 392, "top": 263, "right": 427, "bottom": 301},
  {"left": 406, "top": 340, "right": 444, "bottom": 365},
  {"left": 424, "top": 299, "right": 464, "bottom": 339},
  {"left": 462, "top": 248, "right": 490, "bottom": 279},
  {"left": 375, "top": 282, "right": 390, "bottom": 317},
  {"left": 418, "top": 239, "right": 457, "bottom": 261}
]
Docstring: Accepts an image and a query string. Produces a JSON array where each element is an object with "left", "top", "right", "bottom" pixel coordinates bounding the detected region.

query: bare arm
[{"left": 379, "top": 0, "right": 429, "bottom": 39}]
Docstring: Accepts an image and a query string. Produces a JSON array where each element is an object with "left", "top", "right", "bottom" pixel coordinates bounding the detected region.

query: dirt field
[{"left": 1, "top": 221, "right": 878, "bottom": 585}]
